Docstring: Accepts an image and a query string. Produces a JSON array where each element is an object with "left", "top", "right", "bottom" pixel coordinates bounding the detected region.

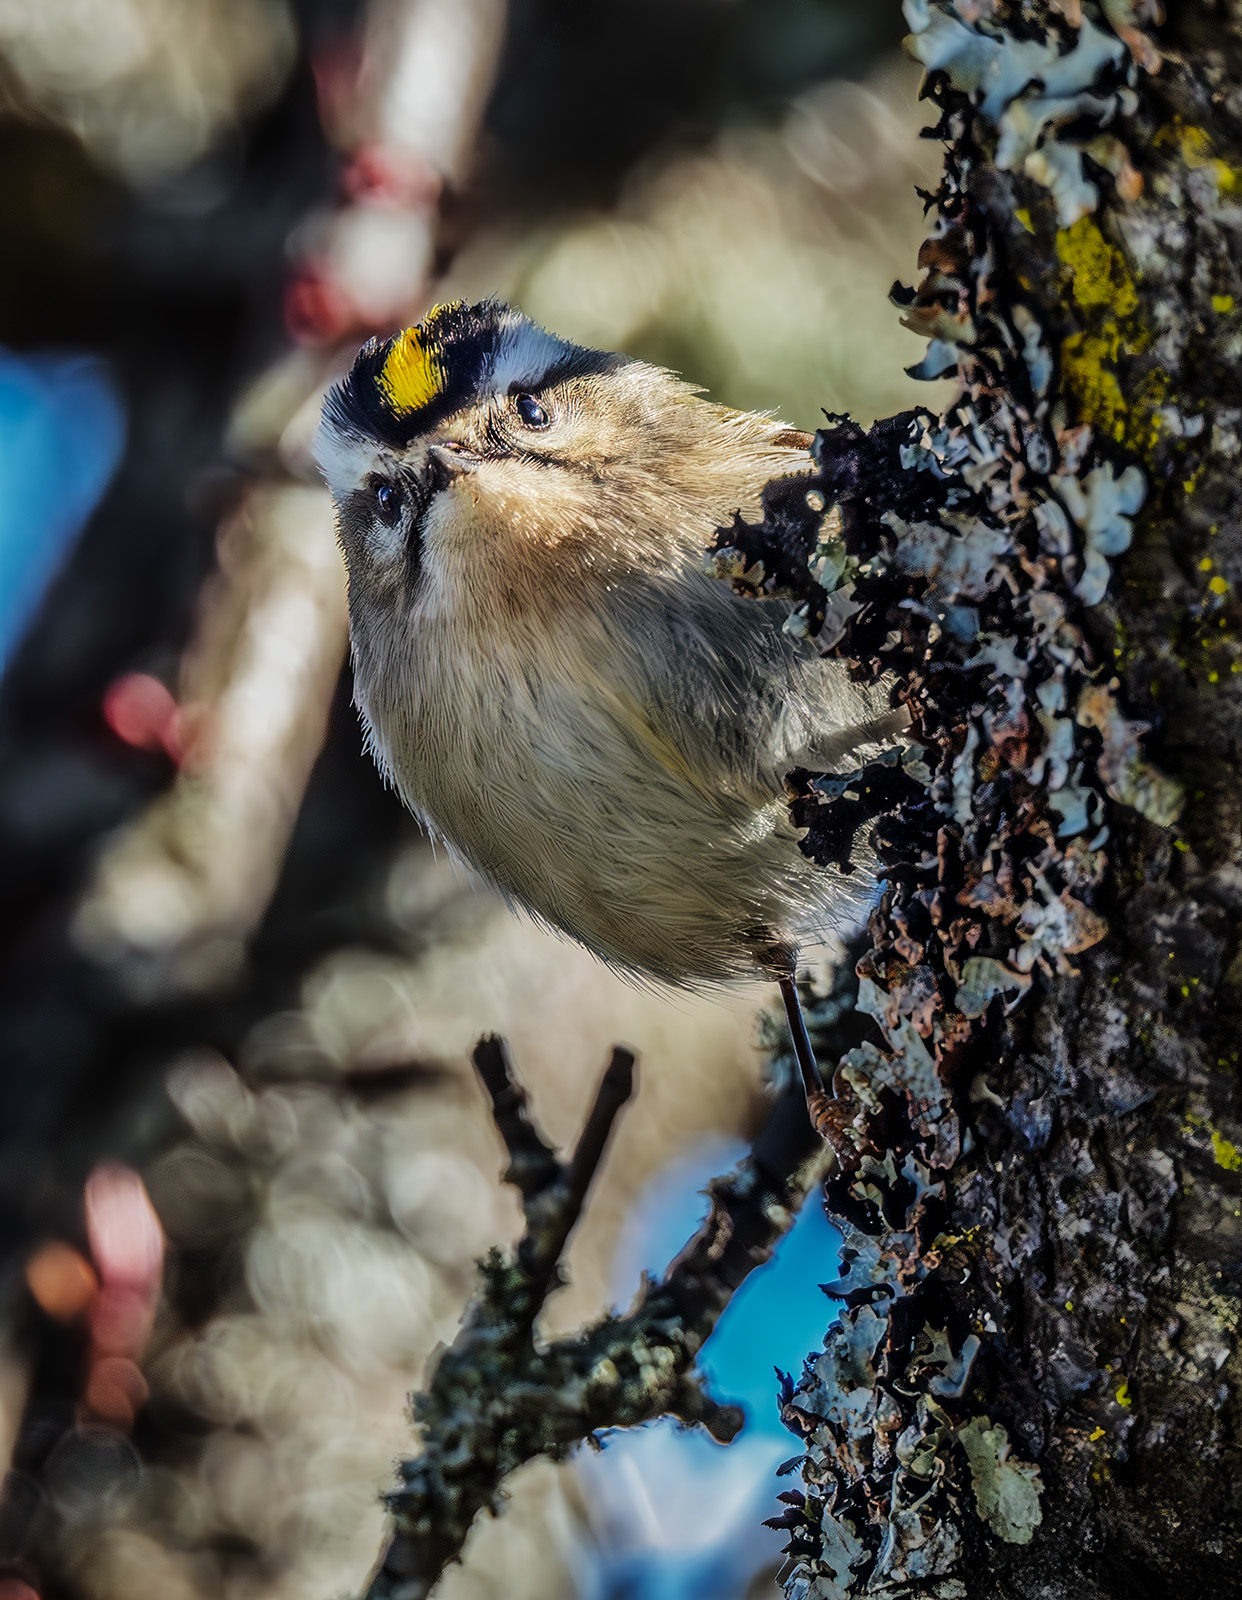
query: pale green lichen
[
  {"left": 1024, "top": 140, "right": 1103, "bottom": 227},
  {"left": 903, "top": 2, "right": 1122, "bottom": 122},
  {"left": 956, "top": 956, "right": 1033, "bottom": 1019},
  {"left": 1051, "top": 460, "right": 1146, "bottom": 605},
  {"left": 775, "top": 11, "right": 1194, "bottom": 1600},
  {"left": 1077, "top": 684, "right": 1184, "bottom": 827},
  {"left": 903, "top": 0, "right": 1125, "bottom": 224},
  {"left": 882, "top": 510, "right": 1011, "bottom": 600},
  {"left": 956, "top": 1416, "right": 1044, "bottom": 1545}
]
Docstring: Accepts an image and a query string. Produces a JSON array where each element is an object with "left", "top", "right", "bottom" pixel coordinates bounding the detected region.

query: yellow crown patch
[
  {"left": 379, "top": 326, "right": 443, "bottom": 415},
  {"left": 377, "top": 302, "right": 465, "bottom": 416}
]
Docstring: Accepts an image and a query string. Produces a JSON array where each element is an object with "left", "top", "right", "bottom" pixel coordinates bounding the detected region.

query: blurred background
[{"left": 0, "top": 2, "right": 949, "bottom": 1597}]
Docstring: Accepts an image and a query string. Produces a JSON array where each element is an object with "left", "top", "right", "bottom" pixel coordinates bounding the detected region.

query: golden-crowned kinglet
[{"left": 316, "top": 300, "right": 900, "bottom": 1098}]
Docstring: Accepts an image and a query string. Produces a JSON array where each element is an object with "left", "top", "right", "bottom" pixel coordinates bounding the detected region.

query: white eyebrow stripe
[
  {"left": 313, "top": 418, "right": 385, "bottom": 496},
  {"left": 485, "top": 322, "right": 574, "bottom": 398}
]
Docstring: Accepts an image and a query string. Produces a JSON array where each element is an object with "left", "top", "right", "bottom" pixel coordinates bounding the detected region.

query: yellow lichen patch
[
  {"left": 1216, "top": 164, "right": 1242, "bottom": 195},
  {"left": 1184, "top": 465, "right": 1207, "bottom": 495},
  {"left": 1175, "top": 122, "right": 1214, "bottom": 165},
  {"left": 1213, "top": 294, "right": 1235, "bottom": 313},
  {"left": 1054, "top": 217, "right": 1165, "bottom": 451},
  {"left": 1122, "top": 366, "right": 1170, "bottom": 459},
  {"left": 1210, "top": 576, "right": 1230, "bottom": 596},
  {"left": 1061, "top": 332, "right": 1128, "bottom": 442},
  {"left": 1115, "top": 1379, "right": 1131, "bottom": 1407},
  {"left": 380, "top": 324, "right": 445, "bottom": 415},
  {"left": 1057, "top": 216, "right": 1139, "bottom": 318},
  {"left": 1212, "top": 1129, "right": 1242, "bottom": 1171},
  {"left": 1165, "top": 120, "right": 1242, "bottom": 195}
]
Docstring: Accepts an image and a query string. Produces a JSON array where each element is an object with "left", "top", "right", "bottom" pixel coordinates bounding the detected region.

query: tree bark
[{"left": 730, "top": 4, "right": 1242, "bottom": 1597}]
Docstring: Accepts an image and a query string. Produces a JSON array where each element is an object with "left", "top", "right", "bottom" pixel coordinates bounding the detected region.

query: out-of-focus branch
[
  {"left": 73, "top": 485, "right": 349, "bottom": 994},
  {"left": 363, "top": 1036, "right": 828, "bottom": 1600},
  {"left": 72, "top": 0, "right": 509, "bottom": 1001}
]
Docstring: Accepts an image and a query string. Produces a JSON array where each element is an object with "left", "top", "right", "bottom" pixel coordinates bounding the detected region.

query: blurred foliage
[
  {"left": 453, "top": 60, "right": 945, "bottom": 430},
  {"left": 486, "top": 0, "right": 902, "bottom": 204}
]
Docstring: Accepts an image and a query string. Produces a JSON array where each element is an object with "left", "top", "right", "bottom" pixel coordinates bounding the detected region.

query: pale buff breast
[{"left": 351, "top": 575, "right": 868, "bottom": 987}]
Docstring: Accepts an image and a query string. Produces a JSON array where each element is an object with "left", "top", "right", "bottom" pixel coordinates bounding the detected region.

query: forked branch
[{"left": 363, "top": 1034, "right": 827, "bottom": 1600}]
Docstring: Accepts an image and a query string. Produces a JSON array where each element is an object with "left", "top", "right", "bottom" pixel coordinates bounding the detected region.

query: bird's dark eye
[
  {"left": 513, "top": 393, "right": 549, "bottom": 429},
  {"left": 374, "top": 480, "right": 402, "bottom": 525}
]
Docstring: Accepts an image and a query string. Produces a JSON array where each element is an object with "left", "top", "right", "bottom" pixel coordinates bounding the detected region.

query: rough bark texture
[{"left": 706, "top": 4, "right": 1242, "bottom": 1597}]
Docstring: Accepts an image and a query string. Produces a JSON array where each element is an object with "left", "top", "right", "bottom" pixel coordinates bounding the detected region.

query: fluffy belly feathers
[{"left": 357, "top": 624, "right": 854, "bottom": 985}]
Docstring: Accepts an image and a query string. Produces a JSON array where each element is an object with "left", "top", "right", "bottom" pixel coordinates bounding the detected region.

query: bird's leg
[
  {"left": 777, "top": 977, "right": 861, "bottom": 1160},
  {"left": 778, "top": 975, "right": 827, "bottom": 1104},
  {"left": 754, "top": 940, "right": 842, "bottom": 1142}
]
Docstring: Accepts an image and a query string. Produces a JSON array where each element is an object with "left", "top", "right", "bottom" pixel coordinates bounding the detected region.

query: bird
[{"left": 314, "top": 298, "right": 903, "bottom": 1109}]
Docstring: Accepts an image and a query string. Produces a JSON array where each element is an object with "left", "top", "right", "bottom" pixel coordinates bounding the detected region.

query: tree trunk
[{"left": 748, "top": 5, "right": 1242, "bottom": 1597}]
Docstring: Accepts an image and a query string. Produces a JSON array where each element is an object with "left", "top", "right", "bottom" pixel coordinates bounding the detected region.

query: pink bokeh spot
[
  {"left": 89, "top": 1284, "right": 158, "bottom": 1359},
  {"left": 340, "top": 144, "right": 441, "bottom": 209},
  {"left": 284, "top": 266, "right": 358, "bottom": 346},
  {"left": 102, "top": 673, "right": 181, "bottom": 762},
  {"left": 84, "top": 1355, "right": 150, "bottom": 1430},
  {"left": 82, "top": 1164, "right": 165, "bottom": 1429},
  {"left": 0, "top": 1579, "right": 40, "bottom": 1600},
  {"left": 85, "top": 1164, "right": 164, "bottom": 1292}
]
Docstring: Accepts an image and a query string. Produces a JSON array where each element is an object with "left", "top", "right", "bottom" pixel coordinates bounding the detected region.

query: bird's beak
[{"left": 426, "top": 441, "right": 481, "bottom": 490}]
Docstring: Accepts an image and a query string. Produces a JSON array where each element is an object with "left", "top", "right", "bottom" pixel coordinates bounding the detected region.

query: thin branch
[
  {"left": 471, "top": 1034, "right": 565, "bottom": 1204},
  {"left": 362, "top": 1036, "right": 827, "bottom": 1600},
  {"left": 563, "top": 1047, "right": 638, "bottom": 1220}
]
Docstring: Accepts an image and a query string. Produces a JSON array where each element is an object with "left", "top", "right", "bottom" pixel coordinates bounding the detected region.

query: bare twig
[
  {"left": 471, "top": 1034, "right": 565, "bottom": 1205},
  {"left": 362, "top": 1036, "right": 827, "bottom": 1600}
]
